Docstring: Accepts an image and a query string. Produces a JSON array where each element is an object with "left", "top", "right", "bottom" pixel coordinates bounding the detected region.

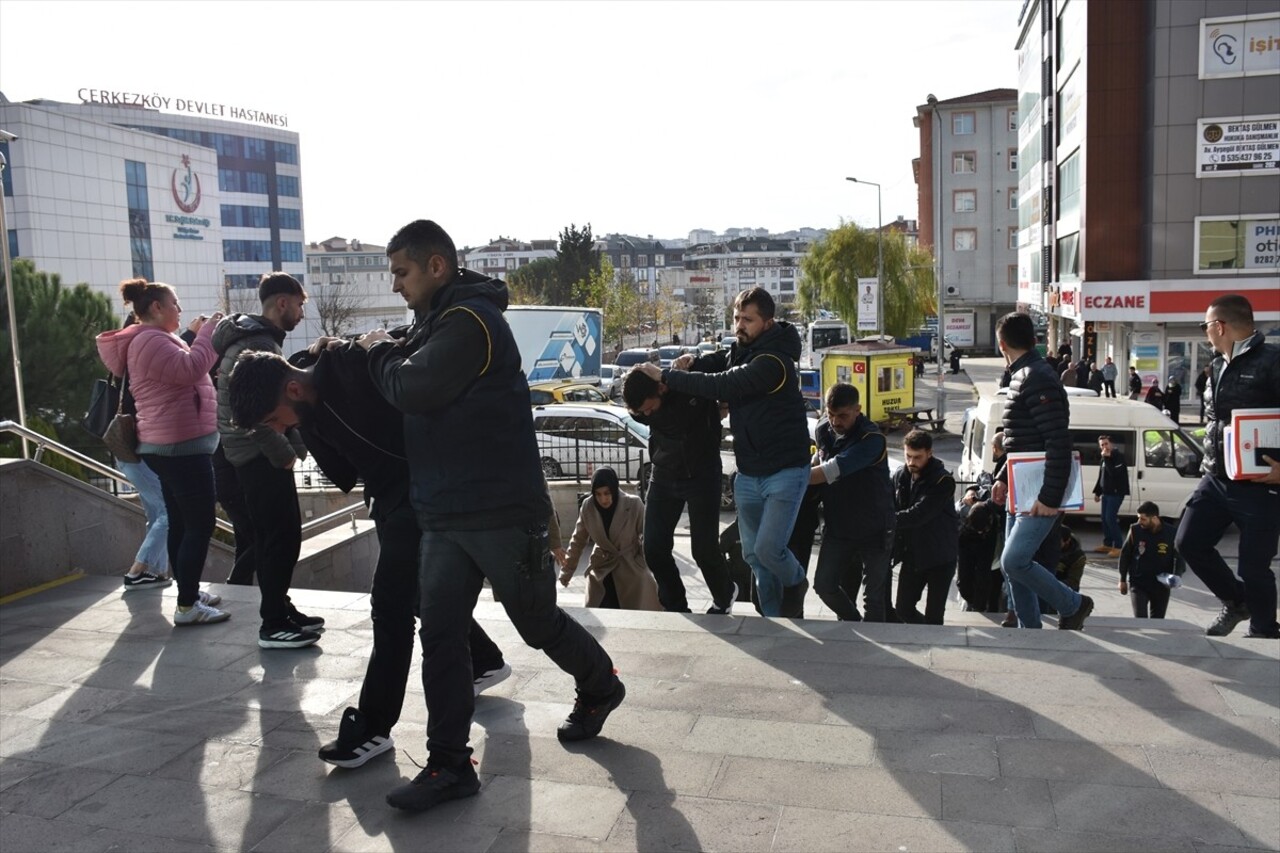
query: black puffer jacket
[
  {"left": 663, "top": 321, "right": 810, "bottom": 476},
  {"left": 1203, "top": 332, "right": 1280, "bottom": 479},
  {"left": 997, "top": 350, "right": 1072, "bottom": 508},
  {"left": 891, "top": 455, "right": 958, "bottom": 569},
  {"left": 630, "top": 388, "right": 721, "bottom": 482}
]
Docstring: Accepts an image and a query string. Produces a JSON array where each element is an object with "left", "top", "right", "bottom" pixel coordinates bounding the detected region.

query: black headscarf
[{"left": 591, "top": 467, "right": 620, "bottom": 534}]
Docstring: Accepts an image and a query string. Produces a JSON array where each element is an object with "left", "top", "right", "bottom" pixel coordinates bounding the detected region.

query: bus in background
[{"left": 804, "top": 319, "right": 850, "bottom": 367}]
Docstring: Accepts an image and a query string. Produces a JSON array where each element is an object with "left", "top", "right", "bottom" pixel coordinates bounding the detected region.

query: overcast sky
[{"left": 1, "top": 0, "right": 1020, "bottom": 249}]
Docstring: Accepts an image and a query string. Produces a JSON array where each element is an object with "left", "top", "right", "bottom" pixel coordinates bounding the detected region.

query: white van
[{"left": 957, "top": 396, "right": 1203, "bottom": 522}]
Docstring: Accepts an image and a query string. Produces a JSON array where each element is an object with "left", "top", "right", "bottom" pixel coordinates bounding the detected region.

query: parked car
[
  {"left": 597, "top": 363, "right": 623, "bottom": 400},
  {"left": 657, "top": 345, "right": 684, "bottom": 367},
  {"left": 697, "top": 341, "right": 718, "bottom": 355},
  {"left": 615, "top": 348, "right": 659, "bottom": 369},
  {"left": 528, "top": 380, "right": 609, "bottom": 406},
  {"left": 531, "top": 403, "right": 652, "bottom": 491},
  {"left": 720, "top": 336, "right": 736, "bottom": 349}
]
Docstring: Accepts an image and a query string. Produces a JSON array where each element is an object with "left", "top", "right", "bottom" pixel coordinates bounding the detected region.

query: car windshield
[
  {"left": 615, "top": 351, "right": 650, "bottom": 367},
  {"left": 620, "top": 413, "right": 650, "bottom": 440},
  {"left": 658, "top": 346, "right": 682, "bottom": 359}
]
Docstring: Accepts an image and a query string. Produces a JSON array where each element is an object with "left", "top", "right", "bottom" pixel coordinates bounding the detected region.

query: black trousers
[
  {"left": 814, "top": 534, "right": 893, "bottom": 622},
  {"left": 234, "top": 455, "right": 302, "bottom": 625},
  {"left": 895, "top": 561, "right": 955, "bottom": 625},
  {"left": 142, "top": 453, "right": 216, "bottom": 608},
  {"left": 214, "top": 445, "right": 256, "bottom": 585},
  {"left": 956, "top": 534, "right": 998, "bottom": 612},
  {"left": 643, "top": 472, "right": 733, "bottom": 612},
  {"left": 359, "top": 499, "right": 504, "bottom": 737},
  {"left": 1130, "top": 583, "right": 1171, "bottom": 619},
  {"left": 417, "top": 523, "right": 615, "bottom": 765}
]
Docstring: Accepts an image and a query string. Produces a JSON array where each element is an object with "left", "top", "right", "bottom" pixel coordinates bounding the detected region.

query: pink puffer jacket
[{"left": 96, "top": 322, "right": 219, "bottom": 446}]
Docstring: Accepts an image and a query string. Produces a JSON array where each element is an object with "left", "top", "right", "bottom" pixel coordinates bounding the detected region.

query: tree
[
  {"left": 311, "top": 283, "right": 368, "bottom": 337},
  {"left": 798, "top": 224, "right": 936, "bottom": 339},
  {"left": 221, "top": 284, "right": 259, "bottom": 315},
  {"left": 554, "top": 223, "right": 599, "bottom": 305},
  {"left": 573, "top": 259, "right": 637, "bottom": 350},
  {"left": 506, "top": 256, "right": 557, "bottom": 305},
  {"left": 0, "top": 259, "right": 120, "bottom": 428}
]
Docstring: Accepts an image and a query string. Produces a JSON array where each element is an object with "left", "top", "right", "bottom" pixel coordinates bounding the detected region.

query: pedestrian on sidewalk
[
  {"left": 1128, "top": 367, "right": 1143, "bottom": 400},
  {"left": 1165, "top": 376, "right": 1182, "bottom": 423},
  {"left": 559, "top": 468, "right": 662, "bottom": 611},
  {"left": 1087, "top": 363, "right": 1104, "bottom": 395},
  {"left": 1101, "top": 357, "right": 1118, "bottom": 398},
  {"left": 1194, "top": 366, "right": 1210, "bottom": 422},
  {"left": 1119, "top": 501, "right": 1183, "bottom": 619},
  {"left": 1092, "top": 435, "right": 1129, "bottom": 556}
]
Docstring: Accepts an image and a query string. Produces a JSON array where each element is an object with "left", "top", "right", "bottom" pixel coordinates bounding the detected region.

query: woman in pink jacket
[{"left": 97, "top": 279, "right": 228, "bottom": 626}]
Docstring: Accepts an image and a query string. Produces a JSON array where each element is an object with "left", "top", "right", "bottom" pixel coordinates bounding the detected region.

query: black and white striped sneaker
[
  {"left": 258, "top": 619, "right": 321, "bottom": 649},
  {"left": 319, "top": 706, "right": 394, "bottom": 768}
]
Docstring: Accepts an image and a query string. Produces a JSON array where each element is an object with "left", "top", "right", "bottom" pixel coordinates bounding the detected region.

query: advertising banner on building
[
  {"left": 1200, "top": 13, "right": 1280, "bottom": 79},
  {"left": 856, "top": 277, "right": 879, "bottom": 331},
  {"left": 943, "top": 311, "right": 975, "bottom": 347},
  {"left": 1197, "top": 116, "right": 1280, "bottom": 176}
]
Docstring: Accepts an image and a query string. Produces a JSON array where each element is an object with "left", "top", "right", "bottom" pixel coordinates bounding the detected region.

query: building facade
[
  {"left": 914, "top": 88, "right": 1021, "bottom": 351},
  {"left": 303, "top": 237, "right": 408, "bottom": 343},
  {"left": 1014, "top": 0, "right": 1280, "bottom": 400},
  {"left": 0, "top": 91, "right": 304, "bottom": 327},
  {"left": 459, "top": 236, "right": 557, "bottom": 281},
  {"left": 677, "top": 237, "right": 811, "bottom": 331}
]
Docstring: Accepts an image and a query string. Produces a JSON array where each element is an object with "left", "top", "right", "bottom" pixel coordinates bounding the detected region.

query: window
[
  {"left": 1057, "top": 232, "right": 1080, "bottom": 280},
  {"left": 952, "top": 112, "right": 975, "bottom": 135},
  {"left": 953, "top": 229, "right": 977, "bottom": 251},
  {"left": 1008, "top": 189, "right": 1018, "bottom": 210},
  {"left": 1195, "top": 215, "right": 1280, "bottom": 273},
  {"left": 952, "top": 151, "right": 976, "bottom": 174},
  {"left": 7, "top": 229, "right": 16, "bottom": 259},
  {"left": 278, "top": 208, "right": 302, "bottom": 230},
  {"left": 1071, "top": 429, "right": 1134, "bottom": 467},
  {"left": 1058, "top": 152, "right": 1081, "bottom": 219},
  {"left": 242, "top": 137, "right": 267, "bottom": 160},
  {"left": 654, "top": 254, "right": 665, "bottom": 266},
  {"left": 637, "top": 254, "right": 648, "bottom": 267},
  {"left": 0, "top": 141, "right": 11, "bottom": 196},
  {"left": 274, "top": 142, "right": 299, "bottom": 165},
  {"left": 277, "top": 175, "right": 300, "bottom": 197},
  {"left": 620, "top": 254, "right": 631, "bottom": 268},
  {"left": 214, "top": 134, "right": 240, "bottom": 157},
  {"left": 1142, "top": 430, "right": 1202, "bottom": 478},
  {"left": 1008, "top": 264, "right": 1018, "bottom": 287},
  {"left": 1008, "top": 148, "right": 1019, "bottom": 171},
  {"left": 223, "top": 240, "right": 273, "bottom": 263},
  {"left": 1008, "top": 230, "right": 1018, "bottom": 250},
  {"left": 953, "top": 190, "right": 977, "bottom": 213},
  {"left": 280, "top": 242, "right": 303, "bottom": 263},
  {"left": 1008, "top": 108, "right": 1018, "bottom": 132}
]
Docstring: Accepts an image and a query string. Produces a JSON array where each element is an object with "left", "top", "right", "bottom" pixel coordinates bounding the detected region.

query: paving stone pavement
[{"left": 1, "top": 570, "right": 1277, "bottom": 853}]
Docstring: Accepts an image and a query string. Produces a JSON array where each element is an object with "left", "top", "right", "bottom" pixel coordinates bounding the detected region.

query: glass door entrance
[{"left": 1165, "top": 339, "right": 1214, "bottom": 419}]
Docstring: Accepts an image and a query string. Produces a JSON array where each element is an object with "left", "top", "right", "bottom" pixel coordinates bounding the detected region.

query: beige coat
[{"left": 563, "top": 492, "right": 661, "bottom": 610}]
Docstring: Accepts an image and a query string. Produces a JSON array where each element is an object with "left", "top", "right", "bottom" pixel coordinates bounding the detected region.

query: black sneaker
[
  {"left": 1206, "top": 602, "right": 1251, "bottom": 637},
  {"left": 1058, "top": 595, "right": 1094, "bottom": 631},
  {"left": 706, "top": 582, "right": 739, "bottom": 615},
  {"left": 259, "top": 619, "right": 322, "bottom": 649},
  {"left": 319, "top": 707, "right": 394, "bottom": 769},
  {"left": 780, "top": 578, "right": 809, "bottom": 618},
  {"left": 1243, "top": 625, "right": 1280, "bottom": 639},
  {"left": 385, "top": 760, "right": 480, "bottom": 812},
  {"left": 287, "top": 606, "right": 326, "bottom": 633},
  {"left": 557, "top": 678, "right": 626, "bottom": 742}
]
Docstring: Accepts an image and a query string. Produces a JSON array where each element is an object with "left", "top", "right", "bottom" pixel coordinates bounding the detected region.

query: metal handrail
[{"left": 0, "top": 419, "right": 366, "bottom": 536}]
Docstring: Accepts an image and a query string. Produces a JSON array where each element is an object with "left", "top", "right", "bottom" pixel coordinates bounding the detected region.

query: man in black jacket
[
  {"left": 1092, "top": 434, "right": 1130, "bottom": 557},
  {"left": 357, "top": 220, "right": 621, "bottom": 812},
  {"left": 891, "top": 429, "right": 958, "bottom": 624},
  {"left": 623, "top": 368, "right": 735, "bottom": 614},
  {"left": 1176, "top": 294, "right": 1280, "bottom": 639},
  {"left": 1120, "top": 501, "right": 1184, "bottom": 619},
  {"left": 990, "top": 312, "right": 1094, "bottom": 630},
  {"left": 810, "top": 383, "right": 895, "bottom": 621},
  {"left": 227, "top": 347, "right": 512, "bottom": 771},
  {"left": 637, "top": 287, "right": 811, "bottom": 617}
]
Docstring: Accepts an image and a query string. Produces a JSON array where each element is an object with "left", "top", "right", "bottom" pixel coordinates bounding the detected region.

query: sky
[{"left": 0, "top": 0, "right": 1021, "bottom": 249}]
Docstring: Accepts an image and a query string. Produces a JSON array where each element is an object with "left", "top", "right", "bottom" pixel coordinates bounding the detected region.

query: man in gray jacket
[{"left": 212, "top": 273, "right": 319, "bottom": 649}]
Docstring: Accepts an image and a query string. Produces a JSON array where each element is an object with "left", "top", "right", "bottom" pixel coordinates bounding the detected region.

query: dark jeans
[
  {"left": 956, "top": 533, "right": 999, "bottom": 612},
  {"left": 1130, "top": 584, "right": 1170, "bottom": 619},
  {"left": 1176, "top": 474, "right": 1280, "bottom": 635},
  {"left": 815, "top": 534, "right": 893, "bottom": 621},
  {"left": 643, "top": 473, "right": 733, "bottom": 612},
  {"left": 359, "top": 500, "right": 503, "bottom": 737},
  {"left": 1102, "top": 379, "right": 1116, "bottom": 398},
  {"left": 141, "top": 453, "right": 216, "bottom": 608},
  {"left": 895, "top": 561, "right": 955, "bottom": 625},
  {"left": 417, "top": 523, "right": 615, "bottom": 765},
  {"left": 214, "top": 445, "right": 256, "bottom": 585},
  {"left": 234, "top": 455, "right": 302, "bottom": 625}
]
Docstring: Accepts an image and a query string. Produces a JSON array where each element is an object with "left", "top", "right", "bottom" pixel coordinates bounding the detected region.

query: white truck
[{"left": 504, "top": 305, "right": 603, "bottom": 383}]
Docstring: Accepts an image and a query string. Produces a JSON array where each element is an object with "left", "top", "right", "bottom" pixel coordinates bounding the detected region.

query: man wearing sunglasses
[{"left": 1176, "top": 294, "right": 1280, "bottom": 639}]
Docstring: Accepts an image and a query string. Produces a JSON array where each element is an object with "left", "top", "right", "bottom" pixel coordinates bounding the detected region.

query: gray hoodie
[{"left": 211, "top": 313, "right": 307, "bottom": 467}]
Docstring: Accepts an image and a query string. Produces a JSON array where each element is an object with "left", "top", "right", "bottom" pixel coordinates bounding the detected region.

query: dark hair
[
  {"left": 622, "top": 367, "right": 661, "bottom": 411},
  {"left": 995, "top": 311, "right": 1036, "bottom": 351},
  {"left": 227, "top": 350, "right": 292, "bottom": 429},
  {"left": 903, "top": 428, "right": 932, "bottom": 450},
  {"left": 258, "top": 272, "right": 305, "bottom": 304},
  {"left": 119, "top": 277, "right": 173, "bottom": 320},
  {"left": 387, "top": 219, "right": 458, "bottom": 274},
  {"left": 1207, "top": 293, "right": 1253, "bottom": 327},
  {"left": 825, "top": 382, "right": 859, "bottom": 410},
  {"left": 1098, "top": 434, "right": 1110, "bottom": 441},
  {"left": 734, "top": 286, "right": 775, "bottom": 320},
  {"left": 1060, "top": 525, "right": 1073, "bottom": 539},
  {"left": 1137, "top": 500, "right": 1160, "bottom": 516}
]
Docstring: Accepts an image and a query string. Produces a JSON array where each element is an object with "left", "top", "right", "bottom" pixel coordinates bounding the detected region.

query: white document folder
[{"left": 1005, "top": 451, "right": 1084, "bottom": 514}]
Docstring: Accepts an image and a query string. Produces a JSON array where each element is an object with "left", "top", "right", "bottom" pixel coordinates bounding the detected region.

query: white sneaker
[
  {"left": 473, "top": 662, "right": 512, "bottom": 696},
  {"left": 174, "top": 601, "right": 230, "bottom": 626},
  {"left": 198, "top": 590, "right": 222, "bottom": 606}
]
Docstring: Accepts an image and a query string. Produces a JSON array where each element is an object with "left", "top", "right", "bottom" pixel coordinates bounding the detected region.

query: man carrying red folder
[{"left": 989, "top": 312, "right": 1094, "bottom": 630}]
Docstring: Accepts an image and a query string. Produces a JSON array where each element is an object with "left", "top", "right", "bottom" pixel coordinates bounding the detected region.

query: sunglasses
[{"left": 1198, "top": 319, "right": 1221, "bottom": 331}]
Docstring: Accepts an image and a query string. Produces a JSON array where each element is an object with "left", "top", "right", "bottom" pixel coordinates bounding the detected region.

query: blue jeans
[
  {"left": 1001, "top": 513, "right": 1083, "bottom": 629},
  {"left": 1100, "top": 494, "right": 1124, "bottom": 548},
  {"left": 735, "top": 466, "right": 808, "bottom": 617},
  {"left": 117, "top": 458, "right": 169, "bottom": 573}
]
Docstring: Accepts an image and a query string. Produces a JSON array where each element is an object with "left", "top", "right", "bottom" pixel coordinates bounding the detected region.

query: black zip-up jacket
[
  {"left": 891, "top": 456, "right": 958, "bottom": 569},
  {"left": 1092, "top": 448, "right": 1130, "bottom": 498},
  {"left": 1203, "top": 331, "right": 1280, "bottom": 479},
  {"left": 662, "top": 321, "right": 810, "bottom": 476},
  {"left": 288, "top": 340, "right": 410, "bottom": 519},
  {"left": 366, "top": 269, "right": 550, "bottom": 531},
  {"left": 1119, "top": 521, "right": 1184, "bottom": 590},
  {"left": 996, "top": 350, "right": 1072, "bottom": 509},
  {"left": 630, "top": 387, "right": 721, "bottom": 482},
  {"left": 814, "top": 414, "right": 894, "bottom": 544}
]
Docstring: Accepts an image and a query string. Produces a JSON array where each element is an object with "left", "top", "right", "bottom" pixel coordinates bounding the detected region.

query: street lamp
[{"left": 846, "top": 176, "right": 884, "bottom": 336}]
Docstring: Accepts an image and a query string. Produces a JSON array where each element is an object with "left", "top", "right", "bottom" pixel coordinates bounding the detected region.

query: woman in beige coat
[{"left": 559, "top": 468, "right": 661, "bottom": 610}]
